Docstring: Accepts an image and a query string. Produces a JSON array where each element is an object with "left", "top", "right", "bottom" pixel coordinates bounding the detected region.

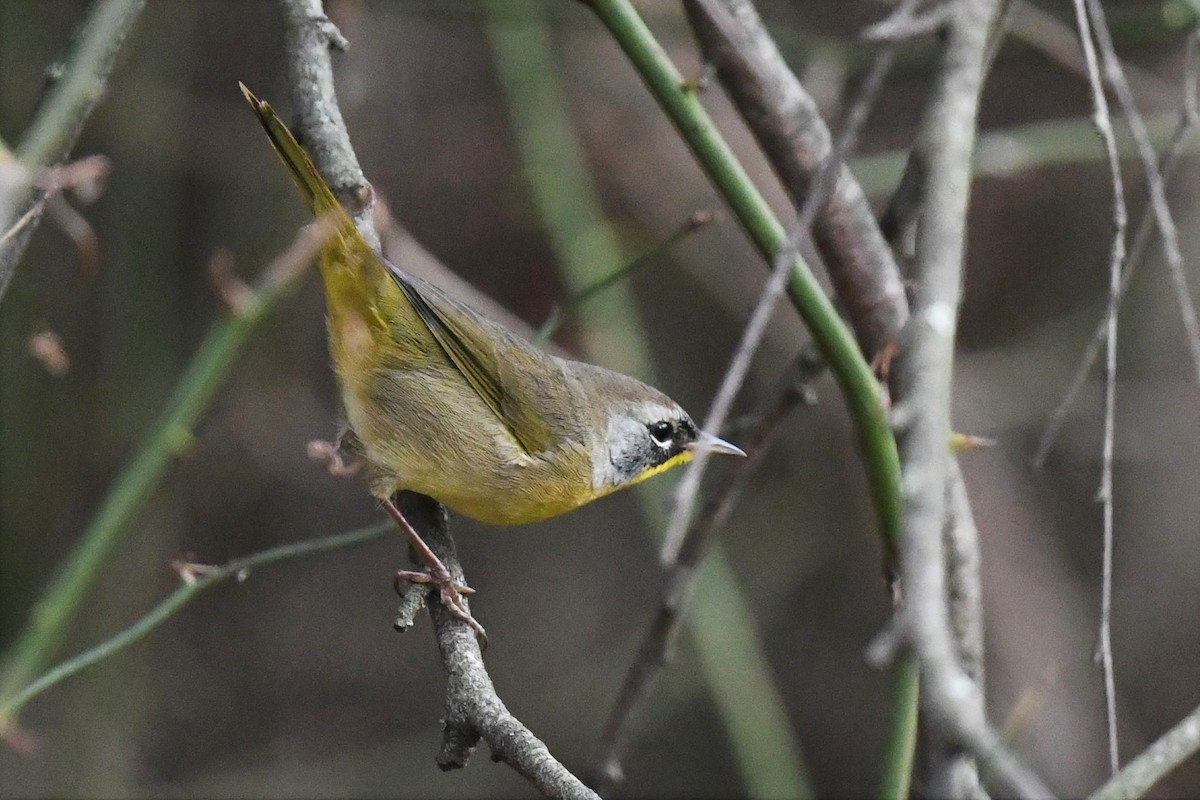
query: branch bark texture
[
  {"left": 890, "top": 0, "right": 1051, "bottom": 796},
  {"left": 399, "top": 495, "right": 600, "bottom": 800},
  {"left": 280, "top": 0, "right": 379, "bottom": 250},
  {"left": 1087, "top": 701, "right": 1200, "bottom": 800}
]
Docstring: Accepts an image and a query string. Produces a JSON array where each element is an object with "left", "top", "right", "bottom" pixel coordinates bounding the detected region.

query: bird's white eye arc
[{"left": 648, "top": 420, "right": 673, "bottom": 447}]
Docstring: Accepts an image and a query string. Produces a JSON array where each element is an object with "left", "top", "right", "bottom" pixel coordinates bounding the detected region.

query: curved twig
[{"left": 0, "top": 523, "right": 392, "bottom": 723}]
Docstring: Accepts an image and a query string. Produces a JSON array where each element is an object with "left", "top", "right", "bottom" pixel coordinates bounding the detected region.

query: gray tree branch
[
  {"left": 927, "top": 458, "right": 988, "bottom": 798},
  {"left": 398, "top": 495, "right": 600, "bottom": 800},
  {"left": 888, "top": 0, "right": 1051, "bottom": 796},
  {"left": 279, "top": 0, "right": 379, "bottom": 250}
]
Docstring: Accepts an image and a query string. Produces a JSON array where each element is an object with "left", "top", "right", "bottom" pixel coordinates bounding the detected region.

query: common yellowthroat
[{"left": 242, "top": 85, "right": 743, "bottom": 637}]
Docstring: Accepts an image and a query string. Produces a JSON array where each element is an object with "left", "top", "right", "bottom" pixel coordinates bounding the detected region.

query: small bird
[{"left": 242, "top": 84, "right": 743, "bottom": 639}]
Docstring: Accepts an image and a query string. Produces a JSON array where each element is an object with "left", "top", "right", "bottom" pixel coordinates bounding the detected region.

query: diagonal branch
[
  {"left": 1085, "top": 0, "right": 1200, "bottom": 386},
  {"left": 682, "top": 0, "right": 909, "bottom": 361},
  {"left": 1086, "top": 700, "right": 1200, "bottom": 800},
  {"left": 0, "top": 0, "right": 147, "bottom": 302},
  {"left": 1032, "top": 103, "right": 1198, "bottom": 468}
]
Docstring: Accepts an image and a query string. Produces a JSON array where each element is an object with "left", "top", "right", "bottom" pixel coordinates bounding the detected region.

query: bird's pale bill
[{"left": 688, "top": 430, "right": 746, "bottom": 457}]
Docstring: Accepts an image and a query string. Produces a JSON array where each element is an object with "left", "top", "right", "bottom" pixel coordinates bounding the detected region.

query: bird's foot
[
  {"left": 394, "top": 569, "right": 487, "bottom": 646},
  {"left": 307, "top": 438, "right": 361, "bottom": 477}
]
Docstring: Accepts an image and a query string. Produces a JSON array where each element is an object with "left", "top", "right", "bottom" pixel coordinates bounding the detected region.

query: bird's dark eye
[{"left": 648, "top": 421, "right": 673, "bottom": 445}]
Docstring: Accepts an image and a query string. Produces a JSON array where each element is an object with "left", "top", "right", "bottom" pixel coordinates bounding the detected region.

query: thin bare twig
[
  {"left": 658, "top": 232, "right": 794, "bottom": 564},
  {"left": 0, "top": 523, "right": 392, "bottom": 723},
  {"left": 593, "top": 345, "right": 823, "bottom": 790},
  {"left": 1071, "top": 0, "right": 1126, "bottom": 777},
  {"left": 1086, "top": 0, "right": 1200, "bottom": 386},
  {"left": 1032, "top": 110, "right": 1198, "bottom": 468},
  {"left": 1034, "top": 23, "right": 1200, "bottom": 468},
  {"left": 536, "top": 210, "right": 715, "bottom": 343},
  {"left": 1006, "top": 0, "right": 1173, "bottom": 101},
  {"left": 278, "top": 2, "right": 591, "bottom": 794}
]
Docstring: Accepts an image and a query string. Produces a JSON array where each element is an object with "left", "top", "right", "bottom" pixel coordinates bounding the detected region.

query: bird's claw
[{"left": 394, "top": 569, "right": 487, "bottom": 646}]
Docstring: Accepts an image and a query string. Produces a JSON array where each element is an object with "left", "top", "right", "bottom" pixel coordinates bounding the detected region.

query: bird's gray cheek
[{"left": 592, "top": 438, "right": 619, "bottom": 492}]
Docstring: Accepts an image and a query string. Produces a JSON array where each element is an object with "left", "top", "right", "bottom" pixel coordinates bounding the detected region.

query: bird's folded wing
[{"left": 387, "top": 264, "right": 560, "bottom": 457}]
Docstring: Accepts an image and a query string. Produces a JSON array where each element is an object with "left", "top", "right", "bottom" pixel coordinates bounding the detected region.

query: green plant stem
[
  {"left": 485, "top": 5, "right": 812, "bottom": 797},
  {"left": 0, "top": 231, "right": 324, "bottom": 725},
  {"left": 584, "top": 0, "right": 901, "bottom": 567},
  {"left": 879, "top": 654, "right": 921, "bottom": 800},
  {"left": 0, "top": 522, "right": 391, "bottom": 722}
]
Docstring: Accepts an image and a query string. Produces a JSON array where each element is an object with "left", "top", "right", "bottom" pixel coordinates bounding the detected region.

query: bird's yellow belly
[
  {"left": 345, "top": 365, "right": 597, "bottom": 526},
  {"left": 378, "top": 446, "right": 599, "bottom": 526},
  {"left": 433, "top": 477, "right": 596, "bottom": 526}
]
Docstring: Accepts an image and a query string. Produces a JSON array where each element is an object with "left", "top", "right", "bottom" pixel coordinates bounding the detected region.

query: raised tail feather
[
  {"left": 240, "top": 82, "right": 348, "bottom": 221},
  {"left": 241, "top": 82, "right": 398, "bottom": 343}
]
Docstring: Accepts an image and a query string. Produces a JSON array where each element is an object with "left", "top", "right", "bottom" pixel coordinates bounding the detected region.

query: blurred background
[{"left": 1, "top": 0, "right": 1199, "bottom": 796}]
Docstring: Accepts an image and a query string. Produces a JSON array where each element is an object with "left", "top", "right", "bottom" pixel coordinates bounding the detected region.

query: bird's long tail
[
  {"left": 240, "top": 82, "right": 348, "bottom": 221},
  {"left": 240, "top": 83, "right": 395, "bottom": 343}
]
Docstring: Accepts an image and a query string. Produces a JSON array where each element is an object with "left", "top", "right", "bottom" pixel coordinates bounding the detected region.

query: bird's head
[{"left": 591, "top": 391, "right": 744, "bottom": 493}]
